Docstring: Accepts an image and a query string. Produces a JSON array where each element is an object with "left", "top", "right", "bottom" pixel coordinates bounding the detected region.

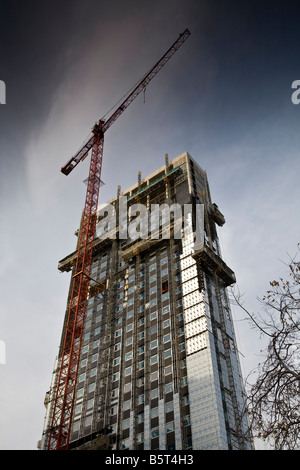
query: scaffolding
[{"left": 44, "top": 152, "right": 252, "bottom": 451}]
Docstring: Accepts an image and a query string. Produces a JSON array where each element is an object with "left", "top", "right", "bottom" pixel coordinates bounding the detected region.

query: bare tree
[{"left": 230, "top": 244, "right": 300, "bottom": 450}]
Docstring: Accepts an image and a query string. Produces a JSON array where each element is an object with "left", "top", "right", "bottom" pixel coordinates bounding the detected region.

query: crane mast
[{"left": 47, "top": 29, "right": 190, "bottom": 450}]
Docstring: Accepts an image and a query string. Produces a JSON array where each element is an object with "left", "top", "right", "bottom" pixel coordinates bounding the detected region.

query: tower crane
[{"left": 47, "top": 28, "right": 191, "bottom": 450}]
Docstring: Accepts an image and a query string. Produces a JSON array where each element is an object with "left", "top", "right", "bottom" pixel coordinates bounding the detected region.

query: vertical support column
[{"left": 48, "top": 123, "right": 104, "bottom": 450}]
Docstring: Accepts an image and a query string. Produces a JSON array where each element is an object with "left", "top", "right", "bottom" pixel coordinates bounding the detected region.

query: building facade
[{"left": 40, "top": 151, "right": 252, "bottom": 450}]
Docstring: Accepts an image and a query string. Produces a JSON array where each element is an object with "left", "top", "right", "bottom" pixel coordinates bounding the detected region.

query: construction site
[{"left": 38, "top": 30, "right": 252, "bottom": 451}]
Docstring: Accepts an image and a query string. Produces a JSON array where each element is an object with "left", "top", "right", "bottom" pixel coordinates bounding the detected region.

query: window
[
  {"left": 139, "top": 345, "right": 145, "bottom": 354},
  {"left": 164, "top": 349, "right": 172, "bottom": 359},
  {"left": 83, "top": 332, "right": 90, "bottom": 342},
  {"left": 150, "top": 389, "right": 158, "bottom": 399},
  {"left": 150, "top": 311, "right": 157, "bottom": 321},
  {"left": 138, "top": 376, "right": 145, "bottom": 387},
  {"left": 150, "top": 299, "right": 157, "bottom": 307},
  {"left": 87, "top": 398, "right": 94, "bottom": 410},
  {"left": 88, "top": 383, "right": 96, "bottom": 393},
  {"left": 115, "top": 329, "right": 122, "bottom": 338},
  {"left": 149, "top": 263, "right": 156, "bottom": 272},
  {"left": 112, "top": 372, "right": 120, "bottom": 382},
  {"left": 126, "top": 337, "right": 133, "bottom": 346},
  {"left": 114, "top": 357, "right": 120, "bottom": 366},
  {"left": 167, "top": 443, "right": 175, "bottom": 450},
  {"left": 163, "top": 333, "right": 171, "bottom": 343},
  {"left": 92, "top": 353, "right": 98, "bottom": 362},
  {"left": 116, "top": 316, "right": 122, "bottom": 325},
  {"left": 185, "top": 437, "right": 192, "bottom": 448},
  {"left": 150, "top": 274, "right": 157, "bottom": 283},
  {"left": 162, "top": 305, "right": 169, "bottom": 315},
  {"left": 111, "top": 389, "right": 119, "bottom": 399},
  {"left": 150, "top": 339, "right": 158, "bottom": 349},
  {"left": 75, "top": 404, "right": 82, "bottom": 415},
  {"left": 79, "top": 373, "right": 85, "bottom": 383},
  {"left": 164, "top": 365, "right": 172, "bottom": 375},
  {"left": 162, "top": 292, "right": 169, "bottom": 302},
  {"left": 138, "top": 361, "right": 145, "bottom": 370},
  {"left": 183, "top": 395, "right": 189, "bottom": 405},
  {"left": 81, "top": 359, "right": 87, "bottom": 368},
  {"left": 150, "top": 407, "right": 158, "bottom": 419},
  {"left": 138, "top": 395, "right": 144, "bottom": 405},
  {"left": 150, "top": 286, "right": 157, "bottom": 295},
  {"left": 183, "top": 415, "right": 191, "bottom": 426},
  {"left": 125, "top": 366, "right": 132, "bottom": 376},
  {"left": 161, "top": 280, "right": 169, "bottom": 294},
  {"left": 165, "top": 402, "right": 173, "bottom": 413},
  {"left": 94, "top": 326, "right": 101, "bottom": 335},
  {"left": 125, "top": 352, "right": 132, "bottom": 361},
  {"left": 127, "top": 323, "right": 133, "bottom": 332},
  {"left": 150, "top": 355, "right": 158, "bottom": 365},
  {"left": 182, "top": 376, "right": 188, "bottom": 386},
  {"left": 151, "top": 428, "right": 159, "bottom": 438},
  {"left": 137, "top": 432, "right": 144, "bottom": 443},
  {"left": 123, "top": 418, "right": 130, "bottom": 429},
  {"left": 72, "top": 420, "right": 80, "bottom": 432},
  {"left": 93, "top": 340, "right": 99, "bottom": 349},
  {"left": 166, "top": 421, "right": 174, "bottom": 433},
  {"left": 161, "top": 268, "right": 168, "bottom": 277},
  {"left": 90, "top": 368, "right": 97, "bottom": 377},
  {"left": 165, "top": 383, "right": 173, "bottom": 393},
  {"left": 124, "top": 383, "right": 131, "bottom": 394},
  {"left": 163, "top": 319, "right": 170, "bottom": 328},
  {"left": 150, "top": 325, "right": 157, "bottom": 335},
  {"left": 123, "top": 400, "right": 131, "bottom": 410},
  {"left": 138, "top": 412, "right": 144, "bottom": 424},
  {"left": 150, "top": 371, "right": 158, "bottom": 381}
]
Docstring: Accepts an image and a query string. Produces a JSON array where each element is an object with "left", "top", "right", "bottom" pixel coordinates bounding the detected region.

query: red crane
[{"left": 47, "top": 28, "right": 191, "bottom": 450}]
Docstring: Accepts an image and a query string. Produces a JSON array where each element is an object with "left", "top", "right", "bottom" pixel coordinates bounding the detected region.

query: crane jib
[{"left": 60, "top": 28, "right": 190, "bottom": 176}]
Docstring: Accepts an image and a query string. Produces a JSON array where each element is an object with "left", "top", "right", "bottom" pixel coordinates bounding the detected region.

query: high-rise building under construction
[{"left": 40, "top": 151, "right": 252, "bottom": 451}]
